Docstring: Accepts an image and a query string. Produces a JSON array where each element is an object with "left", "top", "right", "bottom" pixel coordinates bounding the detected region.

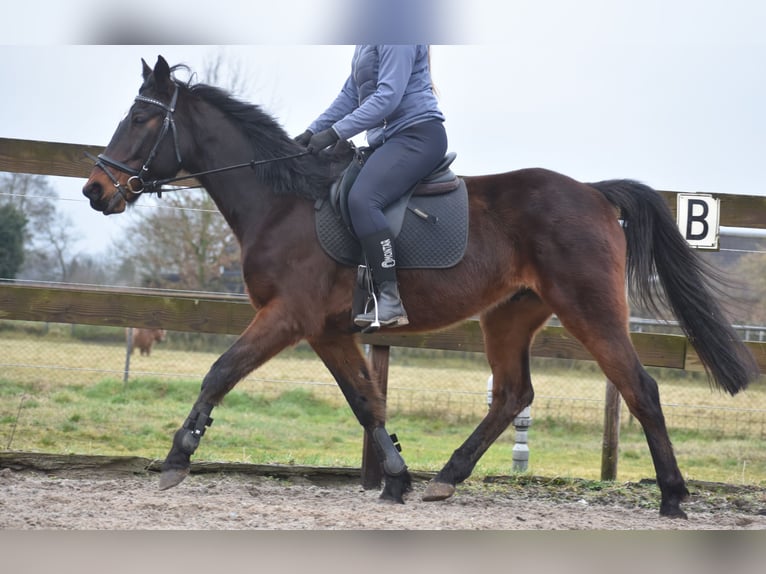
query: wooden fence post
[
  {"left": 361, "top": 344, "right": 390, "bottom": 489},
  {"left": 601, "top": 379, "right": 621, "bottom": 480},
  {"left": 123, "top": 327, "right": 133, "bottom": 385}
]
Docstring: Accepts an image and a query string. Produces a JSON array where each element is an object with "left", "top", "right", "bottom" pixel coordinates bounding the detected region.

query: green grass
[
  {"left": 2, "top": 374, "right": 765, "bottom": 485},
  {"left": 1, "top": 330, "right": 765, "bottom": 486}
]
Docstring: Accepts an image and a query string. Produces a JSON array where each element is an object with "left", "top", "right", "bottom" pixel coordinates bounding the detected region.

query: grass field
[{"left": 1, "top": 330, "right": 765, "bottom": 486}]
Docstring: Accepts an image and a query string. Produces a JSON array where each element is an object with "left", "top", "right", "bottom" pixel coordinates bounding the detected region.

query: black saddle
[{"left": 314, "top": 148, "right": 469, "bottom": 269}]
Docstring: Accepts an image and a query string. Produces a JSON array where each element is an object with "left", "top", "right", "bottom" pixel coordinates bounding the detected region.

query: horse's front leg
[
  {"left": 309, "top": 332, "right": 412, "bottom": 503},
  {"left": 159, "top": 305, "right": 301, "bottom": 490}
]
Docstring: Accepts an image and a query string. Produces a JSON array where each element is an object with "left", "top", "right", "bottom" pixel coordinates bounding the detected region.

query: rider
[{"left": 295, "top": 45, "right": 447, "bottom": 328}]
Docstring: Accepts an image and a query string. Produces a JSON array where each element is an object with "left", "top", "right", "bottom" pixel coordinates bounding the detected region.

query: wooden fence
[{"left": 1, "top": 137, "right": 765, "bottom": 486}]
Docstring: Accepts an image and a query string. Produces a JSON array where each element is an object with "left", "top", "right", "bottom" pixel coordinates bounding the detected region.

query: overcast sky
[{"left": 1, "top": 1, "right": 764, "bottom": 256}]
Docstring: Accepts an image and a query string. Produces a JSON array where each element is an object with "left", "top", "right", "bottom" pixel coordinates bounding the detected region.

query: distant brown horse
[
  {"left": 83, "top": 56, "right": 758, "bottom": 518},
  {"left": 127, "top": 328, "right": 167, "bottom": 356}
]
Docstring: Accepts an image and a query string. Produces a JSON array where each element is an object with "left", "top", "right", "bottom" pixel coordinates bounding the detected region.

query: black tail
[{"left": 589, "top": 179, "right": 759, "bottom": 395}]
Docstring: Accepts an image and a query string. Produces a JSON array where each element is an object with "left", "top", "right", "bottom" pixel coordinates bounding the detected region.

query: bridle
[
  {"left": 87, "top": 82, "right": 310, "bottom": 204},
  {"left": 89, "top": 84, "right": 183, "bottom": 201}
]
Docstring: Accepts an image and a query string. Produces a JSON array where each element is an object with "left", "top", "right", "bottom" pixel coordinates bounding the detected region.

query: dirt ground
[{"left": 1, "top": 466, "right": 765, "bottom": 530}]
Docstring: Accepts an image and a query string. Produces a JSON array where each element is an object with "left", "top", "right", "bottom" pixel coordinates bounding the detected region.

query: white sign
[{"left": 676, "top": 193, "right": 720, "bottom": 250}]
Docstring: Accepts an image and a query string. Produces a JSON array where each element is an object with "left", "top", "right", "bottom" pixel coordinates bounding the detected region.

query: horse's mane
[{"left": 175, "top": 73, "right": 338, "bottom": 200}]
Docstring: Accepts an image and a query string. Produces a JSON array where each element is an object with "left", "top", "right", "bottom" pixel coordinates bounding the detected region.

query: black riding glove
[
  {"left": 307, "top": 128, "right": 340, "bottom": 154},
  {"left": 294, "top": 129, "right": 313, "bottom": 147}
]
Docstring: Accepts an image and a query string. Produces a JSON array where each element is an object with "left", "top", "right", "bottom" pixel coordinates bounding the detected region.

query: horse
[
  {"left": 127, "top": 327, "right": 167, "bottom": 356},
  {"left": 82, "top": 56, "right": 759, "bottom": 518}
]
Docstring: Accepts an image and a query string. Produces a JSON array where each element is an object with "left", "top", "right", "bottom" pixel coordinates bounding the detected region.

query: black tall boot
[{"left": 354, "top": 229, "right": 409, "bottom": 329}]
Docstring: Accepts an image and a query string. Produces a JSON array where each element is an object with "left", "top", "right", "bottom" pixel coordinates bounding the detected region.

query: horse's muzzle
[{"left": 82, "top": 179, "right": 126, "bottom": 215}]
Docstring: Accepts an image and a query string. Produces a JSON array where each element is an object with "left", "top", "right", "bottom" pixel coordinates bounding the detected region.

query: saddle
[{"left": 314, "top": 148, "right": 469, "bottom": 270}]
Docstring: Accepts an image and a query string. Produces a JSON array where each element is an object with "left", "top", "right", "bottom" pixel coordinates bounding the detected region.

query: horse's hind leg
[
  {"left": 159, "top": 305, "right": 304, "bottom": 490},
  {"left": 571, "top": 329, "right": 688, "bottom": 517},
  {"left": 309, "top": 332, "right": 412, "bottom": 502},
  {"left": 549, "top": 286, "right": 689, "bottom": 517},
  {"left": 423, "top": 290, "right": 551, "bottom": 501}
]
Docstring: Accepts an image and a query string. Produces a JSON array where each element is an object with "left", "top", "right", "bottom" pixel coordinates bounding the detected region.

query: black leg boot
[{"left": 354, "top": 229, "right": 409, "bottom": 329}]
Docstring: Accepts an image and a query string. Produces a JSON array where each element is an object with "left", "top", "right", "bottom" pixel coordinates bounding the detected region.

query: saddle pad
[{"left": 315, "top": 179, "right": 469, "bottom": 269}]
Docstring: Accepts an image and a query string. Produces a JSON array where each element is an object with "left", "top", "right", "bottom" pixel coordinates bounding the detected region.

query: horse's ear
[
  {"left": 141, "top": 58, "right": 152, "bottom": 81},
  {"left": 153, "top": 56, "right": 172, "bottom": 89}
]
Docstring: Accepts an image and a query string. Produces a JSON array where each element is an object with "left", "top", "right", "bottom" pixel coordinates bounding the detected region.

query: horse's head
[{"left": 83, "top": 56, "right": 184, "bottom": 214}]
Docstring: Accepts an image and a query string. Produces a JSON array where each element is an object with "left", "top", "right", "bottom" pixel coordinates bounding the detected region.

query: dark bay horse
[{"left": 83, "top": 56, "right": 759, "bottom": 518}]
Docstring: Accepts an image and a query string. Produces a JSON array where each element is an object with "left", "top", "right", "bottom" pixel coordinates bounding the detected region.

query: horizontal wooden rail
[
  {"left": 0, "top": 138, "right": 103, "bottom": 179},
  {"left": 1, "top": 282, "right": 764, "bottom": 372},
  {"left": 656, "top": 190, "right": 766, "bottom": 229},
  {"left": 1, "top": 137, "right": 764, "bottom": 228},
  {"left": 0, "top": 282, "right": 253, "bottom": 335},
  {"left": 0, "top": 138, "right": 200, "bottom": 187}
]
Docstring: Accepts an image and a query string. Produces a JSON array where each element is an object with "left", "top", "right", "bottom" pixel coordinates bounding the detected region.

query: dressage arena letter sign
[{"left": 676, "top": 193, "right": 720, "bottom": 250}]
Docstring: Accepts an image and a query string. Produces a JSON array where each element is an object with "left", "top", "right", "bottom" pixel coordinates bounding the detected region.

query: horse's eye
[{"left": 132, "top": 114, "right": 148, "bottom": 125}]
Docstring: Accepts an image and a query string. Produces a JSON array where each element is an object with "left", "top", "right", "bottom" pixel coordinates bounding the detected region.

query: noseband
[{"left": 90, "top": 84, "right": 182, "bottom": 201}]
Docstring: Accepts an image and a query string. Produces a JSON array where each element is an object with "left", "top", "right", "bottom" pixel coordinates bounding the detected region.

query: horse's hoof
[
  {"left": 378, "top": 493, "right": 405, "bottom": 505},
  {"left": 660, "top": 507, "right": 688, "bottom": 520},
  {"left": 422, "top": 480, "right": 455, "bottom": 502},
  {"left": 158, "top": 468, "right": 189, "bottom": 491}
]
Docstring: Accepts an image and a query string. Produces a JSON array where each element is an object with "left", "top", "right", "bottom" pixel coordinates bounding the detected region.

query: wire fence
[
  {"left": 2, "top": 320, "right": 765, "bottom": 441},
  {"left": 2, "top": 319, "right": 766, "bottom": 489}
]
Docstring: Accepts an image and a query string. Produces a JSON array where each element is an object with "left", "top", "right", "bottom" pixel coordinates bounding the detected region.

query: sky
[{"left": 1, "top": 0, "right": 765, "bottom": 256}]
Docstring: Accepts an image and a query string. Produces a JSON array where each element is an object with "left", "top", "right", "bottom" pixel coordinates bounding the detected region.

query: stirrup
[
  {"left": 354, "top": 291, "right": 409, "bottom": 330},
  {"left": 354, "top": 291, "right": 382, "bottom": 330},
  {"left": 369, "top": 291, "right": 383, "bottom": 330},
  {"left": 354, "top": 264, "right": 383, "bottom": 330}
]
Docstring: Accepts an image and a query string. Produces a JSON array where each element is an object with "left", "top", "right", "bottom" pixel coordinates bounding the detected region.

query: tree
[
  {"left": 200, "top": 49, "right": 252, "bottom": 99},
  {"left": 123, "top": 191, "right": 242, "bottom": 291},
  {"left": 0, "top": 173, "right": 83, "bottom": 282},
  {"left": 0, "top": 173, "right": 56, "bottom": 232},
  {"left": 0, "top": 203, "right": 26, "bottom": 279}
]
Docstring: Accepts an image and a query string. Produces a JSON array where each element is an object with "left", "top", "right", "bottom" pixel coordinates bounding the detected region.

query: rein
[
  {"left": 87, "top": 83, "right": 311, "bottom": 199},
  {"left": 146, "top": 150, "right": 312, "bottom": 192},
  {"left": 86, "top": 149, "right": 312, "bottom": 197}
]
